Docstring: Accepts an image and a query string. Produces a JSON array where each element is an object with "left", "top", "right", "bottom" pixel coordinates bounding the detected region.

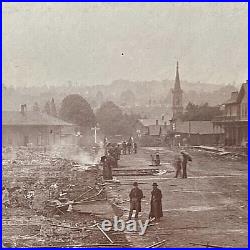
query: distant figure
[
  {"left": 122, "top": 141, "right": 127, "bottom": 155},
  {"left": 149, "top": 183, "right": 163, "bottom": 222},
  {"left": 155, "top": 153, "right": 160, "bottom": 166},
  {"left": 127, "top": 141, "right": 132, "bottom": 154},
  {"left": 181, "top": 151, "right": 192, "bottom": 178},
  {"left": 174, "top": 155, "right": 182, "bottom": 178},
  {"left": 128, "top": 182, "right": 144, "bottom": 220},
  {"left": 116, "top": 144, "right": 121, "bottom": 160},
  {"left": 133, "top": 142, "right": 137, "bottom": 154},
  {"left": 150, "top": 154, "right": 155, "bottom": 166}
]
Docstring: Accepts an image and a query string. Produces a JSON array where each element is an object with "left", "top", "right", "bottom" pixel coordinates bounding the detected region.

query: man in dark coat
[
  {"left": 149, "top": 183, "right": 163, "bottom": 222},
  {"left": 133, "top": 142, "right": 137, "bottom": 154},
  {"left": 101, "top": 155, "right": 113, "bottom": 180},
  {"left": 122, "top": 141, "right": 127, "bottom": 155},
  {"left": 174, "top": 155, "right": 182, "bottom": 178},
  {"left": 181, "top": 151, "right": 192, "bottom": 178},
  {"left": 128, "top": 182, "right": 144, "bottom": 220}
]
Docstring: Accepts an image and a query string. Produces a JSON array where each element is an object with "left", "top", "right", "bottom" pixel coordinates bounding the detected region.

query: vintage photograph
[{"left": 2, "top": 2, "right": 248, "bottom": 248}]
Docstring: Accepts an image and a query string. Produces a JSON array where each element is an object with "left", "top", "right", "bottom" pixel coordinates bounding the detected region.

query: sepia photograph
[{"left": 2, "top": 2, "right": 248, "bottom": 248}]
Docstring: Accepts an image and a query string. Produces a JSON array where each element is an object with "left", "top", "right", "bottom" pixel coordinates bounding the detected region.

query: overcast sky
[{"left": 3, "top": 2, "right": 248, "bottom": 87}]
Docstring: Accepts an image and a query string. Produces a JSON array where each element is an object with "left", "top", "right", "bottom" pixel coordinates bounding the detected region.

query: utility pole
[{"left": 91, "top": 126, "right": 100, "bottom": 144}]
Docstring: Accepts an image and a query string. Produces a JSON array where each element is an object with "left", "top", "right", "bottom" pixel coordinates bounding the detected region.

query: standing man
[
  {"left": 181, "top": 151, "right": 192, "bottom": 178},
  {"left": 149, "top": 183, "right": 163, "bottom": 222},
  {"left": 122, "top": 141, "right": 127, "bottom": 155},
  {"left": 128, "top": 182, "right": 144, "bottom": 220},
  {"left": 174, "top": 154, "right": 182, "bottom": 178},
  {"left": 155, "top": 152, "right": 160, "bottom": 166}
]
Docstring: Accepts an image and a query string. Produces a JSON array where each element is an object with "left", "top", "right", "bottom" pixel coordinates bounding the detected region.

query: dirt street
[{"left": 109, "top": 147, "right": 248, "bottom": 248}]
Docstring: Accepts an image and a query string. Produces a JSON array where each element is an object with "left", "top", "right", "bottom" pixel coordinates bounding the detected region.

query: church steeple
[
  {"left": 172, "top": 61, "right": 183, "bottom": 119},
  {"left": 174, "top": 61, "right": 181, "bottom": 90}
]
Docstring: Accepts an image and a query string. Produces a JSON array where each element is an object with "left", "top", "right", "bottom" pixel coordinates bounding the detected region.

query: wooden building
[
  {"left": 213, "top": 81, "right": 248, "bottom": 147},
  {"left": 2, "top": 105, "right": 77, "bottom": 147},
  {"left": 135, "top": 119, "right": 170, "bottom": 146},
  {"left": 170, "top": 120, "right": 224, "bottom": 146}
]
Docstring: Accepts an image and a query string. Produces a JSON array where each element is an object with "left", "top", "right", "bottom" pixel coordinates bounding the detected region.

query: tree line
[{"left": 33, "top": 94, "right": 140, "bottom": 136}]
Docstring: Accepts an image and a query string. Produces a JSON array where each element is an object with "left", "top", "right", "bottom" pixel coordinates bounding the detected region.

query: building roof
[
  {"left": 237, "top": 82, "right": 248, "bottom": 103},
  {"left": 138, "top": 119, "right": 168, "bottom": 127},
  {"left": 224, "top": 91, "right": 239, "bottom": 104},
  {"left": 224, "top": 81, "right": 248, "bottom": 105},
  {"left": 2, "top": 111, "right": 75, "bottom": 126},
  {"left": 176, "top": 121, "right": 223, "bottom": 135}
]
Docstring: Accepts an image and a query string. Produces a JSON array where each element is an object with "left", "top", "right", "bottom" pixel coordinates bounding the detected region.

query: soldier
[
  {"left": 149, "top": 183, "right": 163, "bottom": 222},
  {"left": 174, "top": 154, "right": 182, "bottom": 178},
  {"left": 128, "top": 182, "right": 144, "bottom": 220},
  {"left": 181, "top": 151, "right": 192, "bottom": 178}
]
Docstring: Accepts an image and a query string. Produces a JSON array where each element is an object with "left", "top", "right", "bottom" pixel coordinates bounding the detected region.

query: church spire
[
  {"left": 172, "top": 61, "right": 183, "bottom": 120},
  {"left": 174, "top": 61, "right": 181, "bottom": 90}
]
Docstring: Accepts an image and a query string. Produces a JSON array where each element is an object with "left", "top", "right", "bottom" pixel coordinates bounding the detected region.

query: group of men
[
  {"left": 101, "top": 137, "right": 138, "bottom": 180},
  {"left": 173, "top": 150, "right": 192, "bottom": 178},
  {"left": 120, "top": 136, "right": 137, "bottom": 155},
  {"left": 128, "top": 182, "right": 163, "bottom": 222}
]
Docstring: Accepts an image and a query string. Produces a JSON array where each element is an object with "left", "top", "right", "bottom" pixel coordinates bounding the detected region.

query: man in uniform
[
  {"left": 149, "top": 183, "right": 163, "bottom": 222},
  {"left": 181, "top": 151, "right": 192, "bottom": 178},
  {"left": 128, "top": 182, "right": 144, "bottom": 220}
]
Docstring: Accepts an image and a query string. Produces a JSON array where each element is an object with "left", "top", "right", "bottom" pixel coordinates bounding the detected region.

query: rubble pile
[
  {"left": 2, "top": 147, "right": 128, "bottom": 248},
  {"left": 188, "top": 146, "right": 247, "bottom": 161}
]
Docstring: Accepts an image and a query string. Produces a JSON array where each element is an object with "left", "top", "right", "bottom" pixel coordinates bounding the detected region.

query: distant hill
[{"left": 3, "top": 80, "right": 238, "bottom": 112}]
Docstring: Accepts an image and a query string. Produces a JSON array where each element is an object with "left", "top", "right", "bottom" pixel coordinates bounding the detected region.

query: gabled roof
[
  {"left": 224, "top": 92, "right": 238, "bottom": 104},
  {"left": 224, "top": 81, "right": 248, "bottom": 105},
  {"left": 237, "top": 82, "right": 248, "bottom": 103},
  {"left": 2, "top": 111, "right": 75, "bottom": 126}
]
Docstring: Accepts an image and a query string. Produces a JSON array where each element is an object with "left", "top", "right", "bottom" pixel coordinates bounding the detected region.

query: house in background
[
  {"left": 134, "top": 118, "right": 170, "bottom": 146},
  {"left": 2, "top": 104, "right": 77, "bottom": 147},
  {"left": 169, "top": 120, "right": 224, "bottom": 146},
  {"left": 213, "top": 81, "right": 248, "bottom": 147}
]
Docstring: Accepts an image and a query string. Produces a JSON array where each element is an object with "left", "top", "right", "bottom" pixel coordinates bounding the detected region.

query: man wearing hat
[
  {"left": 181, "top": 151, "right": 192, "bottom": 178},
  {"left": 128, "top": 182, "right": 144, "bottom": 220},
  {"left": 149, "top": 183, "right": 163, "bottom": 222}
]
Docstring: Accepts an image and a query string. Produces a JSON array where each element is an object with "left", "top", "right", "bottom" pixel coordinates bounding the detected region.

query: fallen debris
[{"left": 147, "top": 240, "right": 166, "bottom": 248}]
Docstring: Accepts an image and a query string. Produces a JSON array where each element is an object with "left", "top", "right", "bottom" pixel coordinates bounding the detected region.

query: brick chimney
[{"left": 21, "top": 104, "right": 27, "bottom": 115}]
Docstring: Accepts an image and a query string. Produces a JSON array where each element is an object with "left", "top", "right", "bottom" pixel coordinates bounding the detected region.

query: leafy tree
[
  {"left": 96, "top": 101, "right": 123, "bottom": 135},
  {"left": 59, "top": 94, "right": 95, "bottom": 129},
  {"left": 96, "top": 101, "right": 140, "bottom": 136},
  {"left": 50, "top": 98, "right": 57, "bottom": 117},
  {"left": 32, "top": 102, "right": 40, "bottom": 112},
  {"left": 181, "top": 102, "right": 222, "bottom": 121},
  {"left": 43, "top": 101, "right": 50, "bottom": 115}
]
